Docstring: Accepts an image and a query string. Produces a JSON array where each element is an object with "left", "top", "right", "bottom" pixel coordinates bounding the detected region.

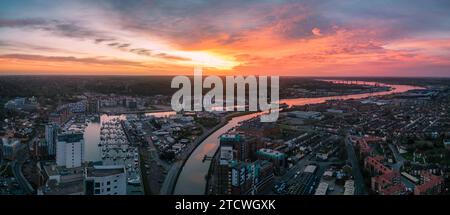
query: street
[{"left": 345, "top": 136, "right": 367, "bottom": 195}]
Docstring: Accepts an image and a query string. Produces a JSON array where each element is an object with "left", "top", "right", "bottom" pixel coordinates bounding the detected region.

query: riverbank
[
  {"left": 100, "top": 107, "right": 173, "bottom": 115},
  {"left": 167, "top": 111, "right": 258, "bottom": 194},
  {"left": 163, "top": 113, "right": 235, "bottom": 194},
  {"left": 173, "top": 81, "right": 423, "bottom": 195}
]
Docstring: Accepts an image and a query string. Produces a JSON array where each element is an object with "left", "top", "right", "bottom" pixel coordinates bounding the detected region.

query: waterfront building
[
  {"left": 56, "top": 132, "right": 84, "bottom": 168},
  {"left": 219, "top": 134, "right": 257, "bottom": 162},
  {"left": 256, "top": 148, "right": 286, "bottom": 175},
  {"left": 217, "top": 159, "right": 274, "bottom": 195},
  {"left": 87, "top": 99, "right": 100, "bottom": 114},
  {"left": 45, "top": 123, "right": 58, "bottom": 156},
  {"left": 42, "top": 164, "right": 84, "bottom": 195},
  {"left": 219, "top": 134, "right": 242, "bottom": 161},
  {"left": 84, "top": 165, "right": 127, "bottom": 195}
]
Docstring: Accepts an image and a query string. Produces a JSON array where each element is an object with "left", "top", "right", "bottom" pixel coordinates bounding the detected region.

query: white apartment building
[
  {"left": 56, "top": 132, "right": 84, "bottom": 168},
  {"left": 84, "top": 165, "right": 127, "bottom": 195}
]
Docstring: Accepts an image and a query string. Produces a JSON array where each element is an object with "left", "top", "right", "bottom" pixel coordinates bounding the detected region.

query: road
[
  {"left": 159, "top": 128, "right": 211, "bottom": 195},
  {"left": 160, "top": 161, "right": 181, "bottom": 194},
  {"left": 10, "top": 139, "right": 35, "bottom": 195},
  {"left": 345, "top": 136, "right": 367, "bottom": 195},
  {"left": 280, "top": 153, "right": 314, "bottom": 184},
  {"left": 389, "top": 144, "right": 405, "bottom": 171},
  {"left": 11, "top": 160, "right": 34, "bottom": 194},
  {"left": 278, "top": 135, "right": 337, "bottom": 184},
  {"left": 140, "top": 125, "right": 175, "bottom": 194}
]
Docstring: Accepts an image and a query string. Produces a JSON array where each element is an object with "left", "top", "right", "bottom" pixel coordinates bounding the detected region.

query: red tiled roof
[
  {"left": 414, "top": 171, "right": 444, "bottom": 194},
  {"left": 380, "top": 183, "right": 406, "bottom": 195},
  {"left": 366, "top": 156, "right": 392, "bottom": 175}
]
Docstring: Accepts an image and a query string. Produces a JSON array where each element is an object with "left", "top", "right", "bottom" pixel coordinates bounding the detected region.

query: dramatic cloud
[
  {"left": 0, "top": 0, "right": 449, "bottom": 76},
  {"left": 0, "top": 18, "right": 110, "bottom": 41}
]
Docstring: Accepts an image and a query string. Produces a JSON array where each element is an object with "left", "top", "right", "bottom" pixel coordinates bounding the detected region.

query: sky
[{"left": 0, "top": 0, "right": 450, "bottom": 76}]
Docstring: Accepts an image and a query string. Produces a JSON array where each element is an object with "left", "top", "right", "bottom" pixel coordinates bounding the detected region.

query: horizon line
[
  {"left": 0, "top": 72, "right": 450, "bottom": 79},
  {"left": 1, "top": 73, "right": 450, "bottom": 79}
]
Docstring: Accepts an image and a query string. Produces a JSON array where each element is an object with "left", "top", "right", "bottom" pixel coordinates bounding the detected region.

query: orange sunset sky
[{"left": 0, "top": 0, "right": 450, "bottom": 76}]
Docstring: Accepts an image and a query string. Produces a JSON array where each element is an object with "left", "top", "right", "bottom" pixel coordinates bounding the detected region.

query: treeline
[
  {"left": 2, "top": 75, "right": 440, "bottom": 100},
  {"left": 0, "top": 76, "right": 175, "bottom": 98}
]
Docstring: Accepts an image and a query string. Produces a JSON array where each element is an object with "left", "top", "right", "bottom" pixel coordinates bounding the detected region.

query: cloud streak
[
  {"left": 0, "top": 54, "right": 143, "bottom": 66},
  {"left": 0, "top": 0, "right": 449, "bottom": 76}
]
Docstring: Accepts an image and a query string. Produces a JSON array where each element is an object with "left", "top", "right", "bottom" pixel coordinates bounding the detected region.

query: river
[{"left": 173, "top": 82, "right": 422, "bottom": 194}]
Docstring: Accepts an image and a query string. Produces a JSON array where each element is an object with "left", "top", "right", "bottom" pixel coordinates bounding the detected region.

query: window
[
  {"left": 114, "top": 180, "right": 117, "bottom": 182},
  {"left": 94, "top": 189, "right": 100, "bottom": 194},
  {"left": 95, "top": 182, "right": 100, "bottom": 188},
  {"left": 107, "top": 188, "right": 111, "bottom": 192},
  {"left": 107, "top": 181, "right": 111, "bottom": 185}
]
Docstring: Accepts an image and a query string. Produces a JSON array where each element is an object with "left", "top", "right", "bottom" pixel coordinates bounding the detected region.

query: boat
[{"left": 127, "top": 177, "right": 141, "bottom": 185}]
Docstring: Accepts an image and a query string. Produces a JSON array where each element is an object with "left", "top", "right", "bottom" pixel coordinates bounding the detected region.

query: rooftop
[
  {"left": 220, "top": 134, "right": 242, "bottom": 142},
  {"left": 86, "top": 165, "right": 125, "bottom": 177},
  {"left": 414, "top": 171, "right": 444, "bottom": 194},
  {"left": 58, "top": 132, "right": 84, "bottom": 143},
  {"left": 314, "top": 182, "right": 328, "bottom": 195},
  {"left": 257, "top": 148, "right": 286, "bottom": 159},
  {"left": 44, "top": 180, "right": 84, "bottom": 195},
  {"left": 304, "top": 165, "right": 317, "bottom": 174},
  {"left": 344, "top": 180, "right": 355, "bottom": 195}
]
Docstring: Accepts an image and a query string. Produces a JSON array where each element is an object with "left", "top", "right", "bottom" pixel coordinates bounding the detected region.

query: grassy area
[
  {"left": 403, "top": 152, "right": 414, "bottom": 161},
  {"left": 403, "top": 144, "right": 450, "bottom": 165},
  {"left": 373, "top": 144, "right": 384, "bottom": 155},
  {"left": 424, "top": 148, "right": 450, "bottom": 165}
]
